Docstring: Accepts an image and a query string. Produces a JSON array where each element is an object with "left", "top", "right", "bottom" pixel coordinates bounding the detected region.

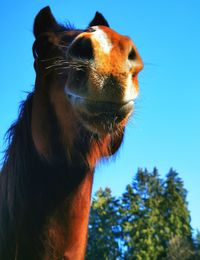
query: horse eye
[{"left": 128, "top": 48, "right": 136, "bottom": 60}]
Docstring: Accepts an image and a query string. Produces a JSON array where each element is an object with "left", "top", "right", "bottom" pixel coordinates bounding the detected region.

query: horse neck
[{"left": 1, "top": 90, "right": 96, "bottom": 259}]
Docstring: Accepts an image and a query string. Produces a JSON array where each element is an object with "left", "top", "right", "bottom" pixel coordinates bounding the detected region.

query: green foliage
[
  {"left": 86, "top": 188, "right": 122, "bottom": 260},
  {"left": 166, "top": 235, "right": 193, "bottom": 260},
  {"left": 86, "top": 168, "right": 195, "bottom": 259},
  {"left": 120, "top": 168, "right": 165, "bottom": 259},
  {"left": 162, "top": 169, "right": 192, "bottom": 240}
]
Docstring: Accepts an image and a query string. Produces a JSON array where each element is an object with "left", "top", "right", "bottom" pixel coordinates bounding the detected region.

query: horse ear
[
  {"left": 89, "top": 12, "right": 109, "bottom": 27},
  {"left": 33, "top": 6, "right": 59, "bottom": 38}
]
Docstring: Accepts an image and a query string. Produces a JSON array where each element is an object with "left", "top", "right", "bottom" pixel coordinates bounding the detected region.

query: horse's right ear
[
  {"left": 33, "top": 6, "right": 59, "bottom": 38},
  {"left": 89, "top": 12, "right": 110, "bottom": 27}
]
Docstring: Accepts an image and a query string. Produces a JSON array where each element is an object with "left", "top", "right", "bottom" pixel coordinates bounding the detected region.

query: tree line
[{"left": 86, "top": 168, "right": 200, "bottom": 260}]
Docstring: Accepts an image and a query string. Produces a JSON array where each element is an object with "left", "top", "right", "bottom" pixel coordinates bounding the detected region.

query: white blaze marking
[{"left": 91, "top": 26, "right": 112, "bottom": 54}]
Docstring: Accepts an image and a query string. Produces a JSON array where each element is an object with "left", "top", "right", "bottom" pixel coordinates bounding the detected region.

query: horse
[{"left": 0, "top": 6, "right": 143, "bottom": 259}]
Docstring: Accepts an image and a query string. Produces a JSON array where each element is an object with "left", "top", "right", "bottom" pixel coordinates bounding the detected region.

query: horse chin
[
  {"left": 78, "top": 111, "right": 131, "bottom": 135},
  {"left": 66, "top": 93, "right": 133, "bottom": 135}
]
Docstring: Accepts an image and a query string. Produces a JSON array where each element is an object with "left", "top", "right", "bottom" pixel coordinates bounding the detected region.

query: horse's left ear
[
  {"left": 33, "top": 6, "right": 59, "bottom": 38},
  {"left": 89, "top": 12, "right": 109, "bottom": 27}
]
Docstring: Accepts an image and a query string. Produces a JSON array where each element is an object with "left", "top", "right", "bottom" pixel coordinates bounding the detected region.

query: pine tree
[
  {"left": 120, "top": 168, "right": 164, "bottom": 259},
  {"left": 86, "top": 188, "right": 121, "bottom": 260},
  {"left": 161, "top": 169, "right": 192, "bottom": 248}
]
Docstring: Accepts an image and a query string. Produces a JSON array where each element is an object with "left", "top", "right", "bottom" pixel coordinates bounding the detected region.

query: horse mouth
[{"left": 67, "top": 93, "right": 133, "bottom": 133}]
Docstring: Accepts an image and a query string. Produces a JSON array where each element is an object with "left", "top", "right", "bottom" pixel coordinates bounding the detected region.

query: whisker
[
  {"left": 143, "top": 62, "right": 159, "bottom": 67},
  {"left": 39, "top": 57, "right": 64, "bottom": 62},
  {"left": 56, "top": 44, "right": 70, "bottom": 49}
]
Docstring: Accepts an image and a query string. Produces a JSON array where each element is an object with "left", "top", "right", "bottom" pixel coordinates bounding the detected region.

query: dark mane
[
  {"left": 63, "top": 22, "right": 75, "bottom": 31},
  {"left": 3, "top": 93, "right": 33, "bottom": 167},
  {"left": 0, "top": 93, "right": 35, "bottom": 256}
]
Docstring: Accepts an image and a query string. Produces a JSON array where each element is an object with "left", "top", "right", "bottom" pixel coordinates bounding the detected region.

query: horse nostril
[
  {"left": 128, "top": 48, "right": 137, "bottom": 61},
  {"left": 68, "top": 37, "right": 94, "bottom": 60}
]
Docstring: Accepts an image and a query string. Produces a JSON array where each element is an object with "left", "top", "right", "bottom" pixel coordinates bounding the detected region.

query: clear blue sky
[{"left": 0, "top": 1, "right": 200, "bottom": 231}]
